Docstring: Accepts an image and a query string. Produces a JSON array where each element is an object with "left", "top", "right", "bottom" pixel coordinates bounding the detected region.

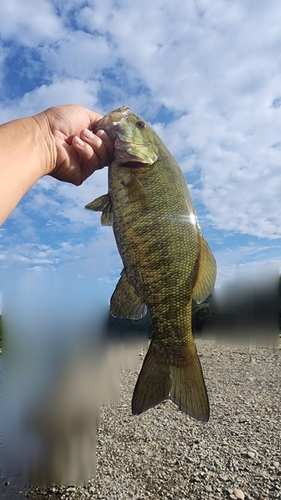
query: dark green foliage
[{"left": 192, "top": 301, "right": 211, "bottom": 332}]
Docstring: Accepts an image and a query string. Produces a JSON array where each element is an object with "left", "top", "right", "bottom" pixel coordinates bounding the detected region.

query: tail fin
[
  {"left": 170, "top": 349, "right": 209, "bottom": 421},
  {"left": 132, "top": 340, "right": 209, "bottom": 421}
]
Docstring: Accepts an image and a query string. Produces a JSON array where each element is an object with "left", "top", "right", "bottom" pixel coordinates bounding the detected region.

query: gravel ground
[{"left": 2, "top": 339, "right": 280, "bottom": 500}]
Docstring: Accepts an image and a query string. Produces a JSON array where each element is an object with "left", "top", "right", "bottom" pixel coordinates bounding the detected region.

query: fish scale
[{"left": 85, "top": 106, "right": 216, "bottom": 421}]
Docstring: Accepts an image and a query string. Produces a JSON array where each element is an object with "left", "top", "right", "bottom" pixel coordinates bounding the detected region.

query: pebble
[{"left": 233, "top": 488, "right": 245, "bottom": 499}]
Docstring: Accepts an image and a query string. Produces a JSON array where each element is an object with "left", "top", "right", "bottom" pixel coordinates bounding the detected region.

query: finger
[
  {"left": 95, "top": 129, "right": 113, "bottom": 154},
  {"left": 86, "top": 110, "right": 103, "bottom": 129},
  {"left": 80, "top": 129, "right": 114, "bottom": 167},
  {"left": 72, "top": 136, "right": 99, "bottom": 164}
]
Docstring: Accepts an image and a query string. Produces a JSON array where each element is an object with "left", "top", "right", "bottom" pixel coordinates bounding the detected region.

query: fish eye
[{"left": 135, "top": 120, "right": 145, "bottom": 129}]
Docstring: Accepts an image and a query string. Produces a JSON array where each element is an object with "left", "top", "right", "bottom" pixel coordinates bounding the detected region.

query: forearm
[
  {"left": 0, "top": 114, "right": 54, "bottom": 226},
  {"left": 0, "top": 105, "right": 113, "bottom": 225}
]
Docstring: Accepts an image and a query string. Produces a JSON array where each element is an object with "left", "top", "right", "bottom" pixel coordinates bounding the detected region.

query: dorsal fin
[{"left": 192, "top": 236, "right": 216, "bottom": 304}]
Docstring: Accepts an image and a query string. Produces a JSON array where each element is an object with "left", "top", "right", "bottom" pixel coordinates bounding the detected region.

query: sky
[{"left": 1, "top": 0, "right": 281, "bottom": 312}]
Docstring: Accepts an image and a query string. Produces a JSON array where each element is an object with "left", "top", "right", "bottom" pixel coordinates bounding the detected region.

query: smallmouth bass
[{"left": 85, "top": 106, "right": 216, "bottom": 421}]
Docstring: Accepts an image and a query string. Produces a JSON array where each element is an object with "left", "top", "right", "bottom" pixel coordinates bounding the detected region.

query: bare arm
[{"left": 0, "top": 104, "right": 113, "bottom": 226}]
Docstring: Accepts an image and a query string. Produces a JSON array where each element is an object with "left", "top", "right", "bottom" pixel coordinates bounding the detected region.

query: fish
[{"left": 85, "top": 106, "right": 216, "bottom": 421}]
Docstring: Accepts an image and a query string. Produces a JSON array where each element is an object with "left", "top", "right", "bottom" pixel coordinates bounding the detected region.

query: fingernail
[
  {"left": 83, "top": 129, "right": 93, "bottom": 139},
  {"left": 95, "top": 129, "right": 106, "bottom": 138},
  {"left": 75, "top": 137, "right": 85, "bottom": 146}
]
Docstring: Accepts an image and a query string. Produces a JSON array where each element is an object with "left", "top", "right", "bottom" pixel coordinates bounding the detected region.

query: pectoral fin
[
  {"left": 121, "top": 171, "right": 148, "bottom": 205},
  {"left": 110, "top": 270, "right": 147, "bottom": 319},
  {"left": 85, "top": 194, "right": 113, "bottom": 226},
  {"left": 192, "top": 236, "right": 217, "bottom": 304}
]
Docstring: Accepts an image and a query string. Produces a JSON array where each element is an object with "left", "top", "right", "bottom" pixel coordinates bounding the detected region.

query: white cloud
[
  {"left": 39, "top": 31, "right": 113, "bottom": 80},
  {"left": 0, "top": 79, "right": 100, "bottom": 122},
  {"left": 214, "top": 243, "right": 281, "bottom": 287},
  {"left": 0, "top": 43, "right": 9, "bottom": 88},
  {"left": 0, "top": 0, "right": 65, "bottom": 46},
  {"left": 61, "top": 0, "right": 281, "bottom": 241},
  {"left": 2, "top": 0, "right": 281, "bottom": 281},
  {"left": 24, "top": 167, "right": 109, "bottom": 228}
]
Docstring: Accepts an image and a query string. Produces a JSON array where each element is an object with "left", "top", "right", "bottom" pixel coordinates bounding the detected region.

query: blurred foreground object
[
  {"left": 1, "top": 270, "right": 144, "bottom": 486},
  {"left": 204, "top": 265, "right": 280, "bottom": 347}
]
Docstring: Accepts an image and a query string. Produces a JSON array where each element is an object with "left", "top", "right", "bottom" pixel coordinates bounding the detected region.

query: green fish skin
[{"left": 85, "top": 106, "right": 216, "bottom": 421}]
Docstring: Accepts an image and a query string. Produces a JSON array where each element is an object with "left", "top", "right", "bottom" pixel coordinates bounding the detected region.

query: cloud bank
[{"left": 1, "top": 0, "right": 281, "bottom": 285}]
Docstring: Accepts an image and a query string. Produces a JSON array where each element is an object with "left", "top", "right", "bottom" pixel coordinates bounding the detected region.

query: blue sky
[{"left": 1, "top": 0, "right": 281, "bottom": 312}]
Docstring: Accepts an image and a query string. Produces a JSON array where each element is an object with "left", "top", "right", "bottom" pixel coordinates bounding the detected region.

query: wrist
[
  {"left": 0, "top": 113, "right": 57, "bottom": 225},
  {"left": 31, "top": 112, "right": 57, "bottom": 177}
]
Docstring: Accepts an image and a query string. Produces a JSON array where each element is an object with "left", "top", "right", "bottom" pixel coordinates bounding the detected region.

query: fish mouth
[{"left": 119, "top": 161, "right": 148, "bottom": 169}]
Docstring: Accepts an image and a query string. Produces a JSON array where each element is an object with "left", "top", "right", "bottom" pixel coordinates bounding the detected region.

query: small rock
[
  {"left": 247, "top": 451, "right": 255, "bottom": 458},
  {"left": 206, "top": 485, "right": 212, "bottom": 492},
  {"left": 190, "top": 475, "right": 200, "bottom": 483},
  {"left": 233, "top": 488, "right": 245, "bottom": 500}
]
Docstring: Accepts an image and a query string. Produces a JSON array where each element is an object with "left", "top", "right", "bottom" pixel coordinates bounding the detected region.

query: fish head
[{"left": 93, "top": 106, "right": 158, "bottom": 167}]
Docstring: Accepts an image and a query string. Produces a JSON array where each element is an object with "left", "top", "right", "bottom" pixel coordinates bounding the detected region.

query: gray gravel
[{"left": 3, "top": 339, "right": 281, "bottom": 500}]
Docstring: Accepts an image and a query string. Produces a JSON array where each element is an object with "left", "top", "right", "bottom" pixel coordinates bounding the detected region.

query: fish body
[{"left": 85, "top": 106, "right": 216, "bottom": 421}]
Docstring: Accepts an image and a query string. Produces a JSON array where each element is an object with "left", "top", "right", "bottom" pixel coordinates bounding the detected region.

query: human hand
[{"left": 35, "top": 105, "right": 114, "bottom": 186}]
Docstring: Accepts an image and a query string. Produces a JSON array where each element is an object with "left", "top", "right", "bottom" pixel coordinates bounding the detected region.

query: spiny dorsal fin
[
  {"left": 192, "top": 236, "right": 217, "bottom": 304},
  {"left": 85, "top": 194, "right": 113, "bottom": 226},
  {"left": 110, "top": 270, "right": 147, "bottom": 319}
]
